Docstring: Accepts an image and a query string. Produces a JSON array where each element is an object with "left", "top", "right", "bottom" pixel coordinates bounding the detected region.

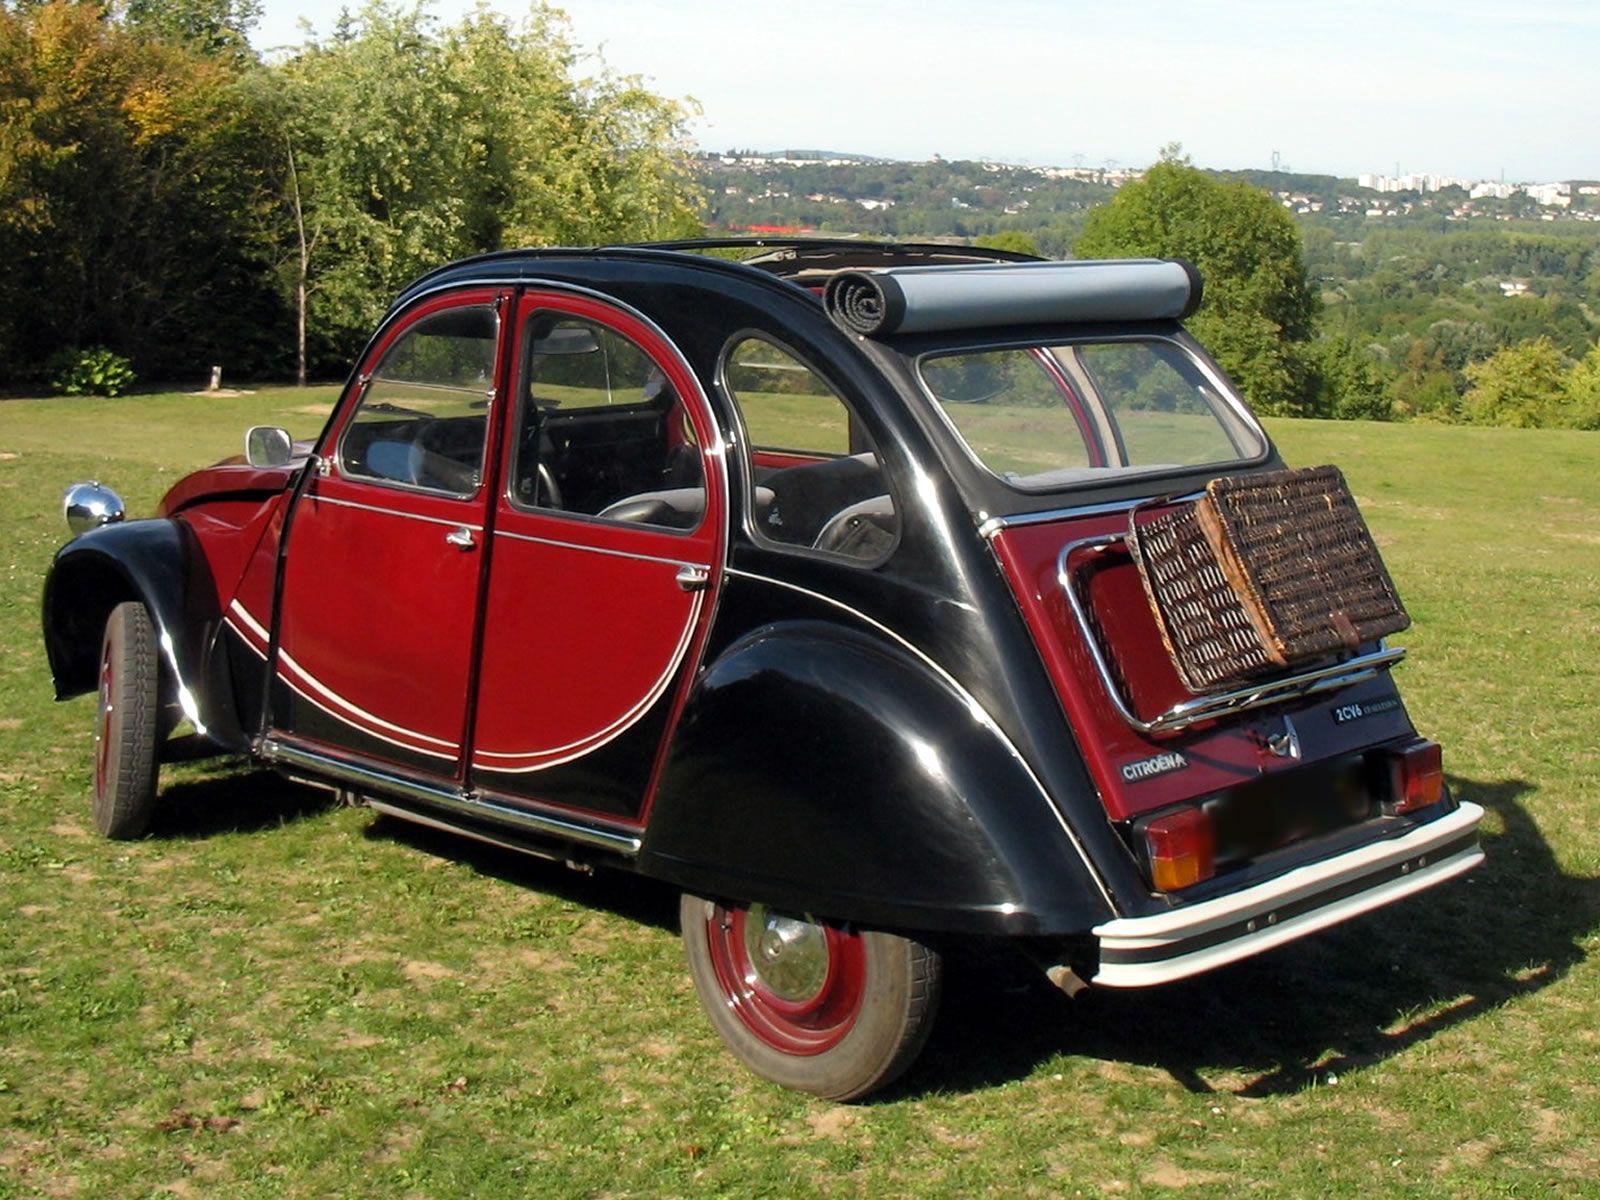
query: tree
[
  {"left": 122, "top": 0, "right": 262, "bottom": 60},
  {"left": 0, "top": 1, "right": 284, "bottom": 381},
  {"left": 1461, "top": 337, "right": 1569, "bottom": 428},
  {"left": 271, "top": 1, "right": 703, "bottom": 377},
  {"left": 1309, "top": 335, "right": 1392, "bottom": 420},
  {"left": 974, "top": 230, "right": 1042, "bottom": 258},
  {"left": 1074, "top": 154, "right": 1320, "bottom": 415},
  {"left": 1559, "top": 343, "right": 1600, "bottom": 431}
]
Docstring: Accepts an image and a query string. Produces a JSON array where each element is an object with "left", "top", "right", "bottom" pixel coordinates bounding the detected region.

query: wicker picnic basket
[{"left": 1127, "top": 465, "right": 1410, "bottom": 694}]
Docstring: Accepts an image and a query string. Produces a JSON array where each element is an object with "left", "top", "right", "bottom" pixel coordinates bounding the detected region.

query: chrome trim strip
[
  {"left": 493, "top": 527, "right": 703, "bottom": 570},
  {"left": 1092, "top": 802, "right": 1484, "bottom": 988},
  {"left": 261, "top": 738, "right": 643, "bottom": 855},
  {"left": 723, "top": 566, "right": 1115, "bottom": 911},
  {"left": 311, "top": 494, "right": 484, "bottom": 531},
  {"left": 264, "top": 738, "right": 460, "bottom": 808},
  {"left": 979, "top": 491, "right": 1205, "bottom": 539},
  {"left": 1056, "top": 534, "right": 1406, "bottom": 735},
  {"left": 364, "top": 799, "right": 569, "bottom": 864}
]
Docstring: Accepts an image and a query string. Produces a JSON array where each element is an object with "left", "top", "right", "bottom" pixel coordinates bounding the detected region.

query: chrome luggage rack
[{"left": 1057, "top": 535, "right": 1405, "bottom": 737}]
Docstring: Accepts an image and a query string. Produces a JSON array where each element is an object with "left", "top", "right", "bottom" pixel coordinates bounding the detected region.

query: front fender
[
  {"left": 641, "top": 621, "right": 1114, "bottom": 937},
  {"left": 41, "top": 519, "right": 243, "bottom": 749}
]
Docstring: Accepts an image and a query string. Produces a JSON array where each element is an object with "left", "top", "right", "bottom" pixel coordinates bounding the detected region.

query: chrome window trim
[
  {"left": 1055, "top": 533, "right": 1406, "bottom": 736},
  {"left": 912, "top": 332, "right": 1270, "bottom": 497},
  {"left": 977, "top": 493, "right": 1203, "bottom": 540}
]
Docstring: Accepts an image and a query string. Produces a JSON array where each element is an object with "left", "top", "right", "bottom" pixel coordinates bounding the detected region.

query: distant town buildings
[
  {"left": 708, "top": 153, "right": 1597, "bottom": 224},
  {"left": 1358, "top": 172, "right": 1575, "bottom": 209}
]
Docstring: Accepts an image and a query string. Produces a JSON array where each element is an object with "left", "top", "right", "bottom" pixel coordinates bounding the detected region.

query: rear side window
[
  {"left": 724, "top": 337, "right": 851, "bottom": 455},
  {"left": 722, "top": 335, "right": 896, "bottom": 562}
]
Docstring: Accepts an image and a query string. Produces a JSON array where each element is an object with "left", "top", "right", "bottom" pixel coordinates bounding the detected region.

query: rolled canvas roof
[{"left": 823, "top": 258, "right": 1204, "bottom": 336}]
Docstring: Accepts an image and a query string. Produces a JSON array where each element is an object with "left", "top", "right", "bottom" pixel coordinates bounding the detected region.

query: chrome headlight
[{"left": 63, "top": 481, "right": 126, "bottom": 535}]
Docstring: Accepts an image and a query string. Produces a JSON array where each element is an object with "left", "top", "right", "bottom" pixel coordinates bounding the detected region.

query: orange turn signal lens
[
  {"left": 1390, "top": 739, "right": 1444, "bottom": 814},
  {"left": 1141, "top": 807, "right": 1216, "bottom": 892}
]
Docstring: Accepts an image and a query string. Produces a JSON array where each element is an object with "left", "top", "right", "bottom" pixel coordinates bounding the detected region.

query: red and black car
[{"left": 43, "top": 240, "right": 1484, "bottom": 1100}]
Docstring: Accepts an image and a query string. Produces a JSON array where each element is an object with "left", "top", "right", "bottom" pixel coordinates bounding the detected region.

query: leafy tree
[
  {"left": 975, "top": 230, "right": 1042, "bottom": 257},
  {"left": 272, "top": 2, "right": 703, "bottom": 377},
  {"left": 1560, "top": 343, "right": 1600, "bottom": 431},
  {"left": 1074, "top": 153, "right": 1320, "bottom": 416},
  {"left": 0, "top": 0, "right": 284, "bottom": 381},
  {"left": 1462, "top": 337, "right": 1569, "bottom": 428},
  {"left": 122, "top": 0, "right": 261, "bottom": 60},
  {"left": 1309, "top": 335, "right": 1391, "bottom": 420}
]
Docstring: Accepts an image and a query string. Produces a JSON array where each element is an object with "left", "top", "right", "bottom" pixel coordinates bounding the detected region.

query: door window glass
[
  {"left": 511, "top": 315, "right": 702, "bottom": 530},
  {"left": 722, "top": 335, "right": 897, "bottom": 562},
  {"left": 339, "top": 305, "right": 498, "bottom": 496}
]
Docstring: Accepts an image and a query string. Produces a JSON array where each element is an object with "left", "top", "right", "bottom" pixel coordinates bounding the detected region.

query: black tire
[
  {"left": 680, "top": 893, "right": 942, "bottom": 1101},
  {"left": 92, "top": 601, "right": 161, "bottom": 839}
]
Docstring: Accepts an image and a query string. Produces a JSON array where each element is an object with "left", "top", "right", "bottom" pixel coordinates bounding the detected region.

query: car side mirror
[{"left": 245, "top": 426, "right": 294, "bottom": 467}]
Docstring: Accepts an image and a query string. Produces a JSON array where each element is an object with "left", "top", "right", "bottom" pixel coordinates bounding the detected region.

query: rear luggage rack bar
[{"left": 1057, "top": 536, "right": 1405, "bottom": 736}]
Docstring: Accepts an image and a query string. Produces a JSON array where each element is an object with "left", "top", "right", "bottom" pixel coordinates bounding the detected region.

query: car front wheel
[
  {"left": 92, "top": 601, "right": 161, "bottom": 839},
  {"left": 679, "top": 893, "right": 942, "bottom": 1100}
]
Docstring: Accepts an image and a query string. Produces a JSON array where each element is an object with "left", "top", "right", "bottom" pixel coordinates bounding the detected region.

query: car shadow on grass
[
  {"left": 905, "top": 775, "right": 1597, "bottom": 1100},
  {"left": 361, "top": 811, "right": 684, "bottom": 934},
  {"left": 149, "top": 760, "right": 339, "bottom": 838}
]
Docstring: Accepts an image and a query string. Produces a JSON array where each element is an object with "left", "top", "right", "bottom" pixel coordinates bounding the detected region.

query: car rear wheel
[
  {"left": 92, "top": 601, "right": 161, "bottom": 839},
  {"left": 679, "top": 893, "right": 942, "bottom": 1100}
]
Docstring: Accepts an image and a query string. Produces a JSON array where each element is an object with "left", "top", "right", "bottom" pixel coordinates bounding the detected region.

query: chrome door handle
[
  {"left": 675, "top": 565, "right": 709, "bottom": 592},
  {"left": 445, "top": 526, "right": 477, "bottom": 550}
]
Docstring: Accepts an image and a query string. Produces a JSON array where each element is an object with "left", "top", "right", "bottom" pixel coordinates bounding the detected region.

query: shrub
[{"left": 51, "top": 347, "right": 136, "bottom": 398}]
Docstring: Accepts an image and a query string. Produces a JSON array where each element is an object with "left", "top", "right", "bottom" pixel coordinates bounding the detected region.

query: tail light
[
  {"left": 1137, "top": 806, "right": 1216, "bottom": 892},
  {"left": 1388, "top": 739, "right": 1444, "bottom": 814}
]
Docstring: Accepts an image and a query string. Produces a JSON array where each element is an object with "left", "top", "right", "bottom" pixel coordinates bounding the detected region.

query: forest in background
[
  {"left": 0, "top": 0, "right": 699, "bottom": 389},
  {"left": 3, "top": 1, "right": 1596, "bottom": 430}
]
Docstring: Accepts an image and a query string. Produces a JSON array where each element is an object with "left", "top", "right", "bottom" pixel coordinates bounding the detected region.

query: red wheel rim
[
  {"left": 703, "top": 902, "right": 867, "bottom": 1055},
  {"left": 94, "top": 639, "right": 113, "bottom": 799}
]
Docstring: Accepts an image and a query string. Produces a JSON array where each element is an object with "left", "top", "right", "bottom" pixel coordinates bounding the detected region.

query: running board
[{"left": 259, "top": 737, "right": 643, "bottom": 857}]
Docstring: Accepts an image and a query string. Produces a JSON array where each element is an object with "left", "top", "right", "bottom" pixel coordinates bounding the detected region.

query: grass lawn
[{"left": 1, "top": 391, "right": 1597, "bottom": 1197}]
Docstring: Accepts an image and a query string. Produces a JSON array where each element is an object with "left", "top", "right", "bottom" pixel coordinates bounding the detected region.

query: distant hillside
[{"left": 696, "top": 155, "right": 1600, "bottom": 252}]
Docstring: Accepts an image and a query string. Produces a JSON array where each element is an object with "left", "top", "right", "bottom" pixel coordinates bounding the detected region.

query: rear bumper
[{"left": 1091, "top": 801, "right": 1484, "bottom": 988}]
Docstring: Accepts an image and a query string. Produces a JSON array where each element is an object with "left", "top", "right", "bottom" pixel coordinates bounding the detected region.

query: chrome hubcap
[{"left": 744, "top": 904, "right": 829, "bottom": 1002}]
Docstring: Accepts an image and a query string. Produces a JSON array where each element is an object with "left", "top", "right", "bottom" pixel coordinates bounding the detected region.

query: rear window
[{"left": 916, "top": 338, "right": 1265, "bottom": 490}]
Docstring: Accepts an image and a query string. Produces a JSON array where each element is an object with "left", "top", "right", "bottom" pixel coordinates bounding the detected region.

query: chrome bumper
[{"left": 1092, "top": 802, "right": 1485, "bottom": 988}]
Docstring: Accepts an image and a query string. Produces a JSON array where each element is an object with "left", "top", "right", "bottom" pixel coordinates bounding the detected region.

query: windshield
[{"left": 917, "top": 338, "right": 1266, "bottom": 490}]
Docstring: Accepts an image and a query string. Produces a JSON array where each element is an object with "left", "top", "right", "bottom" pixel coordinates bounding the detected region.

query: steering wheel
[{"left": 534, "top": 462, "right": 563, "bottom": 510}]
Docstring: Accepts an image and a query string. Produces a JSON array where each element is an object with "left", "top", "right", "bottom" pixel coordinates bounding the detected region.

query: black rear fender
[{"left": 641, "top": 621, "right": 1114, "bottom": 937}]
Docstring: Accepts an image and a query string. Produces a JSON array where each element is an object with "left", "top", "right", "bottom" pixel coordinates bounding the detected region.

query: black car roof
[{"left": 388, "top": 238, "right": 1038, "bottom": 314}]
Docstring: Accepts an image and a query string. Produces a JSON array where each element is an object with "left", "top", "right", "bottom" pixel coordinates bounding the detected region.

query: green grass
[{"left": 2, "top": 392, "right": 1599, "bottom": 1197}]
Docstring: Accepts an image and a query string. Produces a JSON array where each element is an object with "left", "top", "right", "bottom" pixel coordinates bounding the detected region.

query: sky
[{"left": 249, "top": 0, "right": 1599, "bottom": 183}]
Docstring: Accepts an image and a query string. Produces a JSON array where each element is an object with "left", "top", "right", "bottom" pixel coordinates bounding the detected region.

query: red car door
[
  {"left": 468, "top": 292, "right": 726, "bottom": 822},
  {"left": 271, "top": 289, "right": 510, "bottom": 778}
]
